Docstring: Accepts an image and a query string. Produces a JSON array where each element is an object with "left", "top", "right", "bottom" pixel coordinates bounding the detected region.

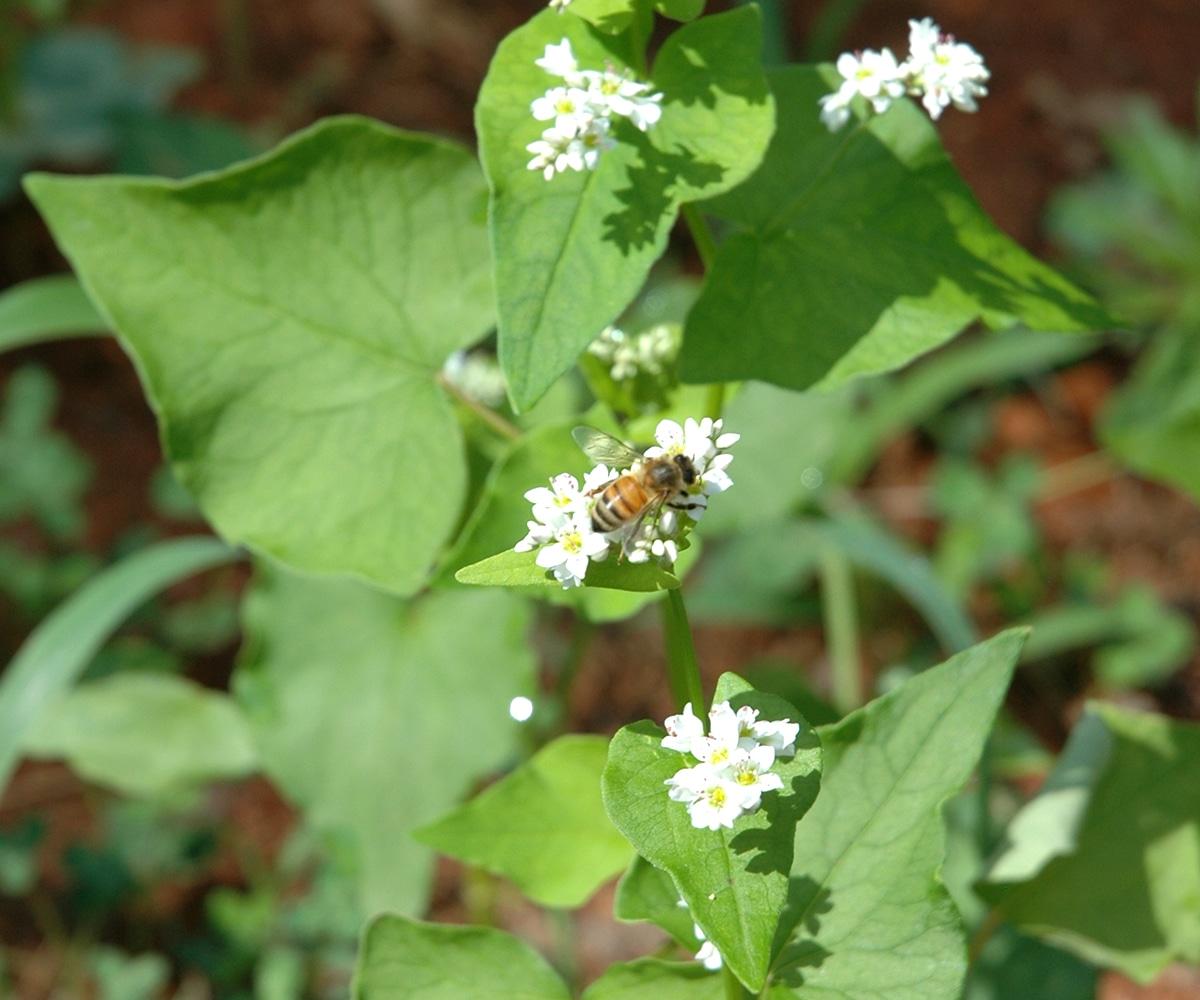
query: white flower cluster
[
  {"left": 441, "top": 350, "right": 507, "bottom": 408},
  {"left": 819, "top": 17, "right": 990, "bottom": 131},
  {"left": 548, "top": 0, "right": 572, "bottom": 10},
  {"left": 662, "top": 701, "right": 799, "bottom": 831},
  {"left": 587, "top": 323, "right": 678, "bottom": 382},
  {"left": 527, "top": 39, "right": 664, "bottom": 180},
  {"left": 514, "top": 418, "right": 737, "bottom": 588}
]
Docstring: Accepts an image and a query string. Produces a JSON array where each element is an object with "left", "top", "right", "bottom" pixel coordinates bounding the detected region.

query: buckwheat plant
[{"left": 20, "top": 0, "right": 1128, "bottom": 996}]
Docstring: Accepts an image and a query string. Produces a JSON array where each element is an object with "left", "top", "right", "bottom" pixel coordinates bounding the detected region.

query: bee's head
[{"left": 673, "top": 453, "right": 698, "bottom": 486}]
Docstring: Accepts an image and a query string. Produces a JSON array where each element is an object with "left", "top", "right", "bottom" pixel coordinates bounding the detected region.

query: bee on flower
[
  {"left": 818, "top": 16, "right": 989, "bottom": 131},
  {"left": 512, "top": 418, "right": 738, "bottom": 589}
]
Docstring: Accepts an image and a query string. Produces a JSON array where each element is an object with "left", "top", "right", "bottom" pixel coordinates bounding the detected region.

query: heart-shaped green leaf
[
  {"left": 682, "top": 67, "right": 1108, "bottom": 391},
  {"left": 26, "top": 118, "right": 493, "bottom": 595},
  {"left": 478, "top": 7, "right": 774, "bottom": 408}
]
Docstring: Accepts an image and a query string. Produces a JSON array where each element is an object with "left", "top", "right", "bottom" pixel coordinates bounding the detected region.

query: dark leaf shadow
[
  {"left": 770, "top": 877, "right": 834, "bottom": 988},
  {"left": 728, "top": 769, "right": 820, "bottom": 876},
  {"left": 602, "top": 127, "right": 724, "bottom": 254}
]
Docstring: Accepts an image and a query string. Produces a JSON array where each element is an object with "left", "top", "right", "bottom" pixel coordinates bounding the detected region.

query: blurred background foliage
[{"left": 1, "top": 0, "right": 1200, "bottom": 998}]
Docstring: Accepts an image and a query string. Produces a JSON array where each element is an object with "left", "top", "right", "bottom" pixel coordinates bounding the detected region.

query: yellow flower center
[
  {"left": 710, "top": 747, "right": 729, "bottom": 765},
  {"left": 736, "top": 770, "right": 757, "bottom": 786},
  {"left": 561, "top": 532, "right": 583, "bottom": 554},
  {"left": 707, "top": 786, "right": 726, "bottom": 807},
  {"left": 555, "top": 98, "right": 576, "bottom": 113}
]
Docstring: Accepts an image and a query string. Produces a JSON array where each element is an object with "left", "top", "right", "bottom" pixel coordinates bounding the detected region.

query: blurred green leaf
[
  {"left": 1103, "top": 325, "right": 1200, "bottom": 502},
  {"left": 26, "top": 118, "right": 493, "bottom": 596},
  {"left": 1021, "top": 584, "right": 1195, "bottom": 689},
  {"left": 683, "top": 68, "right": 1108, "bottom": 391},
  {"left": 478, "top": 7, "right": 774, "bottom": 408},
  {"left": 771, "top": 630, "right": 1026, "bottom": 997},
  {"left": 0, "top": 818, "right": 43, "bottom": 896},
  {"left": 0, "top": 275, "right": 104, "bottom": 352},
  {"left": 235, "top": 568, "right": 535, "bottom": 917},
  {"left": 603, "top": 674, "right": 820, "bottom": 991},
  {"left": 0, "top": 365, "right": 91, "bottom": 538},
  {"left": 352, "top": 915, "right": 570, "bottom": 999},
  {"left": 111, "top": 108, "right": 258, "bottom": 177},
  {"left": 982, "top": 703, "right": 1200, "bottom": 982},
  {"left": 89, "top": 947, "right": 170, "bottom": 1000},
  {"left": 0, "top": 536, "right": 237, "bottom": 794},
  {"left": 24, "top": 673, "right": 257, "bottom": 798},
  {"left": 416, "top": 735, "right": 631, "bottom": 908}
]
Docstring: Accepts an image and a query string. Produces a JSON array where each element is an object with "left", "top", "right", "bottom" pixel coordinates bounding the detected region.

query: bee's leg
[{"left": 667, "top": 499, "right": 706, "bottom": 512}]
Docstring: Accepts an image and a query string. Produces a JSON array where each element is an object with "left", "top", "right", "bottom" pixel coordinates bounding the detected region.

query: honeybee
[{"left": 572, "top": 426, "right": 704, "bottom": 548}]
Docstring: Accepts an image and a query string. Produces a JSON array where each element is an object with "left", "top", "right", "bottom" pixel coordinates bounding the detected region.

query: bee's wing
[{"left": 572, "top": 426, "right": 643, "bottom": 469}]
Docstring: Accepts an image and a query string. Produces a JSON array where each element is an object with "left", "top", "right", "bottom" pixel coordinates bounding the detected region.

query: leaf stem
[
  {"left": 819, "top": 546, "right": 862, "bottom": 712},
  {"left": 436, "top": 372, "right": 522, "bottom": 441},
  {"left": 661, "top": 589, "right": 705, "bottom": 713},
  {"left": 680, "top": 202, "right": 718, "bottom": 270},
  {"left": 705, "top": 382, "right": 726, "bottom": 420}
]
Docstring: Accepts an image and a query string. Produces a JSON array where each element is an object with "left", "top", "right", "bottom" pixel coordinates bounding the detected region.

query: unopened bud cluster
[{"left": 587, "top": 323, "right": 678, "bottom": 382}]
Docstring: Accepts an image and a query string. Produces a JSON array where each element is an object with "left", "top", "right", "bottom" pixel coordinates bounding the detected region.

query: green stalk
[
  {"left": 819, "top": 546, "right": 862, "bottom": 712},
  {"left": 661, "top": 589, "right": 705, "bottom": 713},
  {"left": 680, "top": 203, "right": 718, "bottom": 270}
]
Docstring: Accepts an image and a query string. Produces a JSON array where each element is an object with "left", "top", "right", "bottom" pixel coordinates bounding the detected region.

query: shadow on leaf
[{"left": 603, "top": 128, "right": 724, "bottom": 254}]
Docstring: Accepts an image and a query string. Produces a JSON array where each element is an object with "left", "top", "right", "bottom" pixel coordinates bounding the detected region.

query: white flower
[
  {"left": 514, "top": 518, "right": 555, "bottom": 553},
  {"left": 819, "top": 18, "right": 989, "bottom": 130},
  {"left": 548, "top": 0, "right": 571, "bottom": 10},
  {"left": 751, "top": 718, "right": 801, "bottom": 758},
  {"left": 903, "top": 18, "right": 989, "bottom": 119},
  {"left": 535, "top": 515, "right": 610, "bottom": 588},
  {"left": 694, "top": 928, "right": 723, "bottom": 971},
  {"left": 726, "top": 745, "right": 783, "bottom": 810},
  {"left": 531, "top": 86, "right": 595, "bottom": 135},
  {"left": 587, "top": 323, "right": 678, "bottom": 381},
  {"left": 644, "top": 417, "right": 739, "bottom": 515},
  {"left": 524, "top": 473, "right": 587, "bottom": 526},
  {"left": 441, "top": 350, "right": 507, "bottom": 408},
  {"left": 526, "top": 127, "right": 573, "bottom": 180},
  {"left": 662, "top": 702, "right": 705, "bottom": 753},
  {"left": 686, "top": 775, "right": 747, "bottom": 830},
  {"left": 581, "top": 69, "right": 663, "bottom": 130},
  {"left": 535, "top": 39, "right": 581, "bottom": 82}
]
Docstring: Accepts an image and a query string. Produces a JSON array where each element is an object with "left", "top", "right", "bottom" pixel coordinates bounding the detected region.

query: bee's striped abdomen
[{"left": 592, "top": 475, "right": 648, "bottom": 532}]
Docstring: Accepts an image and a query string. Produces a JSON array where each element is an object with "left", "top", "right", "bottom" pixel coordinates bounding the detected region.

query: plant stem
[
  {"left": 722, "top": 967, "right": 752, "bottom": 999},
  {"left": 967, "top": 907, "right": 1005, "bottom": 964},
  {"left": 436, "top": 372, "right": 522, "bottom": 441},
  {"left": 705, "top": 382, "right": 726, "bottom": 420},
  {"left": 819, "top": 546, "right": 862, "bottom": 712},
  {"left": 680, "top": 202, "right": 718, "bottom": 270},
  {"left": 661, "top": 589, "right": 705, "bottom": 713}
]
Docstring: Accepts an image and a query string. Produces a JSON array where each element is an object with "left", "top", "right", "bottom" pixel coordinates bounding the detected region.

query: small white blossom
[
  {"left": 662, "top": 702, "right": 705, "bottom": 753},
  {"left": 548, "top": 0, "right": 571, "bottom": 10},
  {"left": 587, "top": 323, "right": 678, "bottom": 381},
  {"left": 819, "top": 17, "right": 989, "bottom": 131},
  {"left": 727, "top": 745, "right": 784, "bottom": 811},
  {"left": 524, "top": 473, "right": 587, "bottom": 526},
  {"left": 535, "top": 39, "right": 581, "bottom": 82},
  {"left": 903, "top": 17, "right": 990, "bottom": 120},
  {"left": 535, "top": 515, "right": 610, "bottom": 588},
  {"left": 441, "top": 350, "right": 507, "bottom": 408},
  {"left": 531, "top": 85, "right": 595, "bottom": 135},
  {"left": 685, "top": 774, "right": 747, "bottom": 831},
  {"left": 694, "top": 928, "right": 723, "bottom": 971},
  {"left": 751, "top": 718, "right": 801, "bottom": 757}
]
